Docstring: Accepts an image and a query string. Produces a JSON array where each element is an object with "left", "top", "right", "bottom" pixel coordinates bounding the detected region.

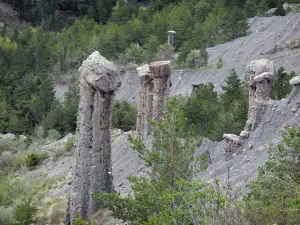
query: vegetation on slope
[
  {"left": 94, "top": 99, "right": 300, "bottom": 225},
  {"left": 1, "top": 0, "right": 299, "bottom": 136},
  {"left": 0, "top": 0, "right": 300, "bottom": 223},
  {"left": 245, "top": 127, "right": 300, "bottom": 224}
]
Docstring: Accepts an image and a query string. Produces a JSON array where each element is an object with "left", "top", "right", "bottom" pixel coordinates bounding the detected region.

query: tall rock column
[
  {"left": 67, "top": 51, "right": 121, "bottom": 224},
  {"left": 136, "top": 64, "right": 152, "bottom": 140},
  {"left": 149, "top": 61, "right": 172, "bottom": 122},
  {"left": 245, "top": 59, "right": 275, "bottom": 131},
  {"left": 136, "top": 61, "right": 172, "bottom": 140}
]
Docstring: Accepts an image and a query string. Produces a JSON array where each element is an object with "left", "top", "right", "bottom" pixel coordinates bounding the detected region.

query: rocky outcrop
[
  {"left": 288, "top": 76, "right": 300, "bottom": 109},
  {"left": 223, "top": 134, "right": 242, "bottom": 160},
  {"left": 136, "top": 61, "right": 172, "bottom": 140},
  {"left": 66, "top": 51, "right": 121, "bottom": 224},
  {"left": 245, "top": 59, "right": 275, "bottom": 132},
  {"left": 136, "top": 64, "right": 152, "bottom": 140},
  {"left": 222, "top": 59, "right": 274, "bottom": 160},
  {"left": 150, "top": 61, "right": 172, "bottom": 121}
]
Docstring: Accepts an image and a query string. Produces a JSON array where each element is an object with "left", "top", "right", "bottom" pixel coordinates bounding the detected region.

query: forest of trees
[{"left": 0, "top": 0, "right": 299, "bottom": 137}]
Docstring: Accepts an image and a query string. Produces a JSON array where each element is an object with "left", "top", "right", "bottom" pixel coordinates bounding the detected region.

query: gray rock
[
  {"left": 245, "top": 59, "right": 274, "bottom": 132},
  {"left": 253, "top": 72, "right": 274, "bottom": 83},
  {"left": 79, "top": 51, "right": 121, "bottom": 92},
  {"left": 223, "top": 134, "right": 242, "bottom": 145},
  {"left": 265, "top": 8, "right": 276, "bottom": 17},
  {"left": 136, "top": 64, "right": 149, "bottom": 77},
  {"left": 283, "top": 2, "right": 291, "bottom": 12},
  {"left": 291, "top": 107, "right": 298, "bottom": 112},
  {"left": 115, "top": 14, "right": 300, "bottom": 103},
  {"left": 240, "top": 131, "right": 249, "bottom": 138},
  {"left": 68, "top": 52, "right": 121, "bottom": 224},
  {"left": 289, "top": 76, "right": 300, "bottom": 85},
  {"left": 0, "top": 133, "right": 15, "bottom": 141}
]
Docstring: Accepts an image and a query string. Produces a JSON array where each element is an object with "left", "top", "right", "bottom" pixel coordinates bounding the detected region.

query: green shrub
[
  {"left": 65, "top": 137, "right": 76, "bottom": 152},
  {"left": 270, "top": 67, "right": 295, "bottom": 100},
  {"left": 0, "top": 176, "right": 10, "bottom": 206},
  {"left": 46, "top": 129, "right": 61, "bottom": 141},
  {"left": 183, "top": 70, "right": 248, "bottom": 140},
  {"left": 123, "top": 43, "right": 149, "bottom": 64},
  {"left": 75, "top": 215, "right": 96, "bottom": 225},
  {"left": 14, "top": 200, "right": 37, "bottom": 225},
  {"left": 52, "top": 148, "right": 66, "bottom": 162},
  {"left": 25, "top": 152, "right": 41, "bottom": 169},
  {"left": 42, "top": 88, "right": 79, "bottom": 136},
  {"left": 245, "top": 127, "right": 300, "bottom": 224},
  {"left": 12, "top": 153, "right": 26, "bottom": 172},
  {"left": 95, "top": 98, "right": 232, "bottom": 224},
  {"left": 274, "top": 4, "right": 286, "bottom": 16},
  {"left": 184, "top": 83, "right": 219, "bottom": 137},
  {"left": 0, "top": 139, "right": 27, "bottom": 155},
  {"left": 43, "top": 196, "right": 67, "bottom": 225},
  {"left": 0, "top": 206, "right": 13, "bottom": 225},
  {"left": 112, "top": 101, "right": 137, "bottom": 131},
  {"left": 154, "top": 43, "right": 175, "bottom": 61},
  {"left": 0, "top": 151, "right": 13, "bottom": 174},
  {"left": 216, "top": 56, "right": 224, "bottom": 69},
  {"left": 185, "top": 49, "right": 208, "bottom": 69},
  {"left": 24, "top": 136, "right": 33, "bottom": 147}
]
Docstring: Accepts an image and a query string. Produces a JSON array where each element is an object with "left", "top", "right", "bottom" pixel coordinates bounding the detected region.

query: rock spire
[{"left": 66, "top": 51, "right": 121, "bottom": 224}]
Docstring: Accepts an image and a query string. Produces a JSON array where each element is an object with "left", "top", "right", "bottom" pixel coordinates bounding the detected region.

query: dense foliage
[
  {"left": 245, "top": 127, "right": 300, "bottom": 224},
  {"left": 270, "top": 66, "right": 295, "bottom": 100},
  {"left": 95, "top": 98, "right": 231, "bottom": 224},
  {"left": 112, "top": 101, "right": 137, "bottom": 131},
  {"left": 184, "top": 69, "right": 248, "bottom": 140}
]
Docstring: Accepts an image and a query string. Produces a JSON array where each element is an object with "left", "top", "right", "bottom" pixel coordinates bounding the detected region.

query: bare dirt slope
[{"left": 116, "top": 13, "right": 300, "bottom": 101}]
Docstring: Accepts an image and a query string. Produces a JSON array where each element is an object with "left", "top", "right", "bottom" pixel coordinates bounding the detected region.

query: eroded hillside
[{"left": 116, "top": 13, "right": 300, "bottom": 101}]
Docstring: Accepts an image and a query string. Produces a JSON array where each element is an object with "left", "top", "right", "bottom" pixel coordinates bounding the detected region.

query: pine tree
[
  {"left": 270, "top": 67, "right": 295, "bottom": 100},
  {"left": 184, "top": 83, "right": 219, "bottom": 136},
  {"left": 274, "top": 3, "right": 286, "bottom": 16},
  {"left": 214, "top": 69, "right": 248, "bottom": 138},
  {"left": 245, "top": 127, "right": 300, "bottom": 224},
  {"left": 220, "top": 69, "right": 244, "bottom": 106}
]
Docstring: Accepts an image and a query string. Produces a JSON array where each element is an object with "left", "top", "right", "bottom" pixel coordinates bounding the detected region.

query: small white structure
[{"left": 167, "top": 30, "right": 176, "bottom": 47}]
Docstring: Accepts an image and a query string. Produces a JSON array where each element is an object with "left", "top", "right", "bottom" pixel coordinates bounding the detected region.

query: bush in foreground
[{"left": 245, "top": 127, "right": 300, "bottom": 224}]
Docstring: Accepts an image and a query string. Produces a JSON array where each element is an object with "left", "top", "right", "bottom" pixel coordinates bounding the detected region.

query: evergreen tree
[
  {"left": 94, "top": 98, "right": 228, "bottom": 224},
  {"left": 270, "top": 67, "right": 295, "bottom": 100},
  {"left": 112, "top": 101, "right": 137, "bottom": 131},
  {"left": 274, "top": 3, "right": 286, "bottom": 16},
  {"left": 215, "top": 69, "right": 248, "bottom": 138},
  {"left": 245, "top": 127, "right": 300, "bottom": 224},
  {"left": 184, "top": 83, "right": 219, "bottom": 136},
  {"left": 220, "top": 69, "right": 244, "bottom": 106},
  {"left": 0, "top": 101, "right": 10, "bottom": 133}
]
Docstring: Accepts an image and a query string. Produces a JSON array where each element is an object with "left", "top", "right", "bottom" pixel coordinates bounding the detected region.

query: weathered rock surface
[
  {"left": 136, "top": 61, "right": 172, "bottom": 140},
  {"left": 223, "top": 134, "right": 243, "bottom": 160},
  {"left": 223, "top": 134, "right": 242, "bottom": 145},
  {"left": 289, "top": 76, "right": 300, "bottom": 85},
  {"left": 245, "top": 59, "right": 275, "bottom": 131},
  {"left": 67, "top": 51, "right": 121, "bottom": 224}
]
